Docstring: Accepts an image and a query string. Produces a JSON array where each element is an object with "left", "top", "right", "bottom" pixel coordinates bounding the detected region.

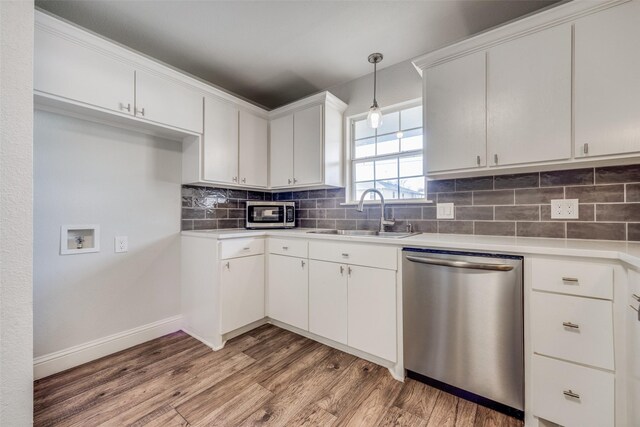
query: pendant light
[{"left": 367, "top": 52, "right": 384, "bottom": 129}]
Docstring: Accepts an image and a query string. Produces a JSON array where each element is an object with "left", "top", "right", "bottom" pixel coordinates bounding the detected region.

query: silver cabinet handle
[
  {"left": 563, "top": 321, "right": 580, "bottom": 329},
  {"left": 341, "top": 253, "right": 349, "bottom": 258},
  {"left": 242, "top": 178, "right": 246, "bottom": 184},
  {"left": 293, "top": 178, "right": 298, "bottom": 184},
  {"left": 583, "top": 143, "right": 589, "bottom": 155},
  {"left": 242, "top": 247, "right": 250, "bottom": 251},
  {"left": 224, "top": 262, "right": 230, "bottom": 270},
  {"left": 288, "top": 179, "right": 292, "bottom": 184},
  {"left": 282, "top": 246, "right": 289, "bottom": 250},
  {"left": 348, "top": 266, "right": 352, "bottom": 276},
  {"left": 301, "top": 260, "right": 305, "bottom": 268},
  {"left": 340, "top": 265, "right": 344, "bottom": 275},
  {"left": 494, "top": 154, "right": 498, "bottom": 164},
  {"left": 120, "top": 102, "right": 131, "bottom": 112},
  {"left": 563, "top": 389, "right": 580, "bottom": 399},
  {"left": 632, "top": 293, "right": 640, "bottom": 302},
  {"left": 136, "top": 107, "right": 145, "bottom": 117},
  {"left": 232, "top": 177, "right": 238, "bottom": 182},
  {"left": 405, "top": 255, "right": 514, "bottom": 272},
  {"left": 562, "top": 277, "right": 579, "bottom": 283},
  {"left": 476, "top": 155, "right": 481, "bottom": 166}
]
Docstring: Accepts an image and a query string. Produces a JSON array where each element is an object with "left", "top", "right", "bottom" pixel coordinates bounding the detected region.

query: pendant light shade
[{"left": 367, "top": 52, "right": 383, "bottom": 129}]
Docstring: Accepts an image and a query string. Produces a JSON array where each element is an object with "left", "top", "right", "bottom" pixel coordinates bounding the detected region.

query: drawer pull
[
  {"left": 301, "top": 260, "right": 305, "bottom": 268},
  {"left": 224, "top": 262, "right": 230, "bottom": 270},
  {"left": 633, "top": 293, "right": 640, "bottom": 302},
  {"left": 562, "top": 277, "right": 579, "bottom": 283},
  {"left": 563, "top": 321, "right": 580, "bottom": 329},
  {"left": 282, "top": 246, "right": 289, "bottom": 250},
  {"left": 242, "top": 247, "right": 250, "bottom": 250},
  {"left": 563, "top": 389, "right": 581, "bottom": 399},
  {"left": 340, "top": 265, "right": 345, "bottom": 275},
  {"left": 341, "top": 253, "right": 349, "bottom": 258}
]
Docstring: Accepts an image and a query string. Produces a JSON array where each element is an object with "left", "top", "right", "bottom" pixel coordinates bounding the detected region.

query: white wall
[
  {"left": 33, "top": 111, "right": 182, "bottom": 359},
  {"left": 327, "top": 59, "right": 422, "bottom": 117},
  {"left": 0, "top": 1, "right": 34, "bottom": 425}
]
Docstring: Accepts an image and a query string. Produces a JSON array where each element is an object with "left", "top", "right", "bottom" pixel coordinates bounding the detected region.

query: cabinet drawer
[
  {"left": 308, "top": 241, "right": 397, "bottom": 270},
  {"left": 268, "top": 238, "right": 308, "bottom": 258},
  {"left": 532, "top": 291, "right": 613, "bottom": 370},
  {"left": 219, "top": 238, "right": 265, "bottom": 259},
  {"left": 531, "top": 258, "right": 613, "bottom": 300},
  {"left": 532, "top": 355, "right": 614, "bottom": 427}
]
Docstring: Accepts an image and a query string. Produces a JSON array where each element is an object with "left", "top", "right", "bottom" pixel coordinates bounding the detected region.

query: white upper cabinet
[
  {"left": 134, "top": 71, "right": 203, "bottom": 133},
  {"left": 202, "top": 95, "right": 239, "bottom": 184},
  {"left": 293, "top": 105, "right": 324, "bottom": 186},
  {"left": 575, "top": 0, "right": 640, "bottom": 158},
  {"left": 269, "top": 92, "right": 346, "bottom": 189},
  {"left": 34, "top": 26, "right": 134, "bottom": 115},
  {"left": 487, "top": 25, "right": 572, "bottom": 166},
  {"left": 269, "top": 115, "right": 295, "bottom": 187},
  {"left": 238, "top": 111, "right": 268, "bottom": 188},
  {"left": 424, "top": 52, "right": 486, "bottom": 173}
]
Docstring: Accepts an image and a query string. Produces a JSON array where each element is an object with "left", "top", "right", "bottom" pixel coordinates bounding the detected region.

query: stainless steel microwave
[{"left": 246, "top": 201, "right": 295, "bottom": 229}]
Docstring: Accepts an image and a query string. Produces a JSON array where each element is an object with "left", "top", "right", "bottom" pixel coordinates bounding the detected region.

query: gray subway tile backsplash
[{"left": 181, "top": 164, "right": 640, "bottom": 241}]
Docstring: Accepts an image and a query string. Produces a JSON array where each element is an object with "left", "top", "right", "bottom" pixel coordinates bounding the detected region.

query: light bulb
[{"left": 367, "top": 105, "right": 383, "bottom": 129}]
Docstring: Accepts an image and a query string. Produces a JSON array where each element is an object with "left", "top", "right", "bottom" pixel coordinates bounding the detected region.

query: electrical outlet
[
  {"left": 550, "top": 199, "right": 579, "bottom": 219},
  {"left": 115, "top": 236, "right": 128, "bottom": 253},
  {"left": 436, "top": 203, "right": 455, "bottom": 219}
]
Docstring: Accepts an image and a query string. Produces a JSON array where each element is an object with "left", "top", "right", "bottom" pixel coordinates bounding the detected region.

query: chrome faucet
[{"left": 356, "top": 188, "right": 395, "bottom": 232}]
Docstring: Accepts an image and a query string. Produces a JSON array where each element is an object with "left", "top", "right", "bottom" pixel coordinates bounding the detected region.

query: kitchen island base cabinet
[
  {"left": 268, "top": 254, "right": 308, "bottom": 331},
  {"left": 220, "top": 254, "right": 265, "bottom": 335},
  {"left": 308, "top": 260, "right": 348, "bottom": 345}
]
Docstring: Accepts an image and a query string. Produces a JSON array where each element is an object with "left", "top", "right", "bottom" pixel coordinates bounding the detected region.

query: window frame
[{"left": 344, "top": 98, "right": 430, "bottom": 204}]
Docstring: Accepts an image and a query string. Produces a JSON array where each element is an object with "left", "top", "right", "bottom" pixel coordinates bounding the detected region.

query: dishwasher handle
[{"left": 405, "top": 255, "right": 515, "bottom": 271}]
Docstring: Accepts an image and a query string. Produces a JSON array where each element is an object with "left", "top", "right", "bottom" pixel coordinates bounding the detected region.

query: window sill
[{"left": 340, "top": 199, "right": 434, "bottom": 206}]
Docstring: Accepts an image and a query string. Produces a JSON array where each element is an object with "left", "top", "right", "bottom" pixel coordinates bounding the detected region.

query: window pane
[
  {"left": 399, "top": 155, "right": 423, "bottom": 177},
  {"left": 355, "top": 181, "right": 376, "bottom": 200},
  {"left": 375, "top": 158, "right": 398, "bottom": 180},
  {"left": 354, "top": 161, "right": 374, "bottom": 182},
  {"left": 401, "top": 105, "right": 422, "bottom": 130},
  {"left": 354, "top": 137, "right": 375, "bottom": 158},
  {"left": 376, "top": 132, "right": 399, "bottom": 155},
  {"left": 400, "top": 128, "right": 423, "bottom": 152},
  {"left": 399, "top": 177, "right": 426, "bottom": 199},
  {"left": 354, "top": 119, "right": 374, "bottom": 140},
  {"left": 376, "top": 179, "right": 399, "bottom": 199},
  {"left": 377, "top": 111, "right": 399, "bottom": 135}
]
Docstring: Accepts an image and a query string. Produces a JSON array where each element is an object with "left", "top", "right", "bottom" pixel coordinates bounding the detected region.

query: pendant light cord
[{"left": 373, "top": 61, "right": 377, "bottom": 107}]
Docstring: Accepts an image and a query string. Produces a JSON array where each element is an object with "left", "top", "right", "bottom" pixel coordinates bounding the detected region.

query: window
[{"left": 350, "top": 103, "right": 424, "bottom": 202}]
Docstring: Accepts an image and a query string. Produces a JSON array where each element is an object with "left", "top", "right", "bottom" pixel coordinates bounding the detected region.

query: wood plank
[
  {"left": 238, "top": 347, "right": 357, "bottom": 426},
  {"left": 473, "top": 406, "right": 522, "bottom": 427},
  {"left": 288, "top": 404, "right": 338, "bottom": 427},
  {"left": 132, "top": 405, "right": 190, "bottom": 427},
  {"left": 454, "top": 399, "right": 477, "bottom": 427},
  {"left": 394, "top": 379, "right": 440, "bottom": 420},
  {"left": 189, "top": 382, "right": 273, "bottom": 426},
  {"left": 336, "top": 369, "right": 403, "bottom": 427},
  {"left": 425, "top": 391, "right": 458, "bottom": 427},
  {"left": 377, "top": 406, "right": 427, "bottom": 427}
]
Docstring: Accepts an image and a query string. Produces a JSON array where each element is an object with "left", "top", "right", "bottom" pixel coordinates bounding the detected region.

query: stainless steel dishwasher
[{"left": 403, "top": 248, "right": 524, "bottom": 419}]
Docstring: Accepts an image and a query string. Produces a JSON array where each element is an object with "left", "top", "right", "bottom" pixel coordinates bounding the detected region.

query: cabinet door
[
  {"left": 628, "top": 270, "right": 640, "bottom": 426},
  {"left": 238, "top": 110, "right": 268, "bottom": 187},
  {"left": 35, "top": 28, "right": 134, "bottom": 114},
  {"left": 488, "top": 25, "right": 571, "bottom": 166},
  {"left": 308, "top": 260, "right": 347, "bottom": 344},
  {"left": 294, "top": 105, "right": 324, "bottom": 186},
  {"left": 425, "top": 52, "right": 486, "bottom": 172},
  {"left": 268, "top": 254, "right": 308, "bottom": 330},
  {"left": 220, "top": 255, "right": 265, "bottom": 334},
  {"left": 347, "top": 265, "right": 397, "bottom": 362},
  {"left": 203, "top": 96, "right": 238, "bottom": 184},
  {"left": 270, "top": 114, "right": 294, "bottom": 188},
  {"left": 135, "top": 70, "right": 203, "bottom": 133},
  {"left": 575, "top": 1, "right": 640, "bottom": 157}
]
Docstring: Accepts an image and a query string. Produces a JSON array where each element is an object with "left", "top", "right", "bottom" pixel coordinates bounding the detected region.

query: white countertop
[{"left": 181, "top": 228, "right": 640, "bottom": 268}]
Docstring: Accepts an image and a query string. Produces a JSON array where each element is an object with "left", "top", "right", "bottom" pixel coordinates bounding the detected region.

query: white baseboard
[{"left": 33, "top": 315, "right": 184, "bottom": 380}]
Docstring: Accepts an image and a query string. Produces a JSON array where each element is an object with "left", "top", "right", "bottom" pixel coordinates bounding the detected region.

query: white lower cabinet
[
  {"left": 347, "top": 265, "right": 397, "bottom": 363},
  {"left": 308, "top": 259, "right": 348, "bottom": 345},
  {"left": 220, "top": 254, "right": 265, "bottom": 334},
  {"left": 532, "top": 355, "right": 614, "bottom": 427},
  {"left": 268, "top": 254, "right": 308, "bottom": 331}
]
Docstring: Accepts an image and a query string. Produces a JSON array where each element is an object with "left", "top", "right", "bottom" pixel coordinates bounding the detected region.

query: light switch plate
[
  {"left": 115, "top": 236, "right": 128, "bottom": 253},
  {"left": 436, "top": 203, "right": 455, "bottom": 219},
  {"left": 550, "top": 199, "right": 579, "bottom": 219}
]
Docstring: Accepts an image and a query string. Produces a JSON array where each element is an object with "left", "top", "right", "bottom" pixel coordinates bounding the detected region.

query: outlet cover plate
[
  {"left": 550, "top": 199, "right": 579, "bottom": 219},
  {"left": 436, "top": 203, "right": 455, "bottom": 219},
  {"left": 115, "top": 236, "right": 128, "bottom": 253}
]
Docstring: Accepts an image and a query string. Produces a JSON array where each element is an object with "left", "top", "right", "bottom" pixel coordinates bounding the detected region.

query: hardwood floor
[{"left": 34, "top": 325, "right": 523, "bottom": 427}]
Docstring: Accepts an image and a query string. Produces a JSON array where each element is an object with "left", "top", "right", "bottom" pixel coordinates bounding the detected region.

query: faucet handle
[{"left": 406, "top": 223, "right": 413, "bottom": 233}]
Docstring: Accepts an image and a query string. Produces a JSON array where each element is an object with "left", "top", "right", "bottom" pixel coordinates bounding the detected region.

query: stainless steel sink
[{"left": 307, "top": 229, "right": 419, "bottom": 239}]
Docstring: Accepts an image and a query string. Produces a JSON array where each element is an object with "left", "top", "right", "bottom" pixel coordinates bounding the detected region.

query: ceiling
[{"left": 36, "top": 0, "right": 561, "bottom": 109}]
